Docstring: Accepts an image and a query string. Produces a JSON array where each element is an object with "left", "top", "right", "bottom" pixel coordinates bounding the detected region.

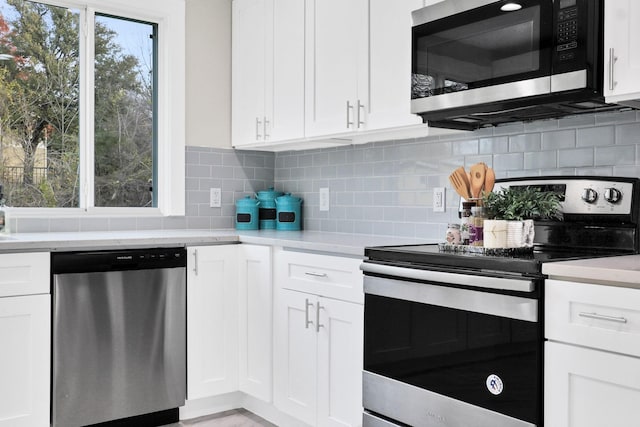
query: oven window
[
  {"left": 412, "top": 0, "right": 552, "bottom": 98},
  {"left": 364, "top": 294, "right": 542, "bottom": 424}
]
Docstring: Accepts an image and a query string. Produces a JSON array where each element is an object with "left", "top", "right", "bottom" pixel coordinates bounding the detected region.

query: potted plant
[{"left": 481, "top": 187, "right": 562, "bottom": 248}]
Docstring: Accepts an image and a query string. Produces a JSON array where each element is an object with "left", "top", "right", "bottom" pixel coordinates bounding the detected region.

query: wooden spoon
[
  {"left": 483, "top": 167, "right": 496, "bottom": 195},
  {"left": 469, "top": 163, "right": 486, "bottom": 199}
]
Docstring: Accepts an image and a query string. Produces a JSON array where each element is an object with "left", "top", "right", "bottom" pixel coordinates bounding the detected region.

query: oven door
[
  {"left": 411, "top": 0, "right": 554, "bottom": 113},
  {"left": 362, "top": 269, "right": 542, "bottom": 427}
]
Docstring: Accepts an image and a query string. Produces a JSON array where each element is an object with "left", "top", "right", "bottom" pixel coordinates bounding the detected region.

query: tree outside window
[{"left": 0, "top": 0, "right": 156, "bottom": 209}]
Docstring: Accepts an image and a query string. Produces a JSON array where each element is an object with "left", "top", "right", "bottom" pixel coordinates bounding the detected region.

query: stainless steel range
[{"left": 361, "top": 176, "right": 640, "bottom": 427}]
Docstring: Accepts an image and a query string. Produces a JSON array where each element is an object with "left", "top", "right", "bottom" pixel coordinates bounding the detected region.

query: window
[{"left": 0, "top": 0, "right": 185, "bottom": 215}]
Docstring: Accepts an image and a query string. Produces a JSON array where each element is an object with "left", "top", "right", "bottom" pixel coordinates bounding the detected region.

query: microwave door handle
[{"left": 609, "top": 48, "right": 618, "bottom": 91}]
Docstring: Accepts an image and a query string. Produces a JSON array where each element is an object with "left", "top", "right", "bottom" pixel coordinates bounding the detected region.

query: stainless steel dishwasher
[{"left": 51, "top": 247, "right": 187, "bottom": 427}]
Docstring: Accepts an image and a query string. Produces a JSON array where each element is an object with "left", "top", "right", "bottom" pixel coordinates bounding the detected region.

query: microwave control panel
[{"left": 556, "top": 0, "right": 578, "bottom": 56}]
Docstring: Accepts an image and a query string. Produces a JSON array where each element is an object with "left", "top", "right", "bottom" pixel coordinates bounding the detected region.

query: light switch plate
[
  {"left": 433, "top": 187, "right": 445, "bottom": 212},
  {"left": 210, "top": 188, "right": 222, "bottom": 208},
  {"left": 319, "top": 187, "right": 330, "bottom": 211}
]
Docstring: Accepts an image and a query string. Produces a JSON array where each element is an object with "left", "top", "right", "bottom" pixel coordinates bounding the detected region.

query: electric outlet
[
  {"left": 210, "top": 188, "right": 222, "bottom": 208},
  {"left": 433, "top": 187, "right": 445, "bottom": 212},
  {"left": 319, "top": 187, "right": 330, "bottom": 211}
]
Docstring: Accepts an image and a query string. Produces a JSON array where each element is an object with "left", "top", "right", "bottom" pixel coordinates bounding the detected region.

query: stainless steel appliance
[
  {"left": 410, "top": 0, "right": 626, "bottom": 130},
  {"left": 51, "top": 247, "right": 187, "bottom": 427},
  {"left": 361, "top": 176, "right": 640, "bottom": 427}
]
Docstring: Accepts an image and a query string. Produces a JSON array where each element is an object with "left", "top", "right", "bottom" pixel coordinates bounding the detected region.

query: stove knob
[
  {"left": 604, "top": 187, "right": 622, "bottom": 204},
  {"left": 581, "top": 188, "right": 598, "bottom": 204}
]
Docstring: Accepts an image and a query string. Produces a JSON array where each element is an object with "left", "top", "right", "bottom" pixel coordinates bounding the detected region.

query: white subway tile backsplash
[
  {"left": 595, "top": 145, "right": 636, "bottom": 166},
  {"left": 509, "top": 133, "right": 542, "bottom": 152},
  {"left": 524, "top": 151, "right": 557, "bottom": 170},
  {"left": 479, "top": 136, "right": 509, "bottom": 154},
  {"left": 576, "top": 126, "right": 615, "bottom": 147},
  {"left": 541, "top": 129, "right": 575, "bottom": 150},
  {"left": 558, "top": 147, "right": 594, "bottom": 167}
]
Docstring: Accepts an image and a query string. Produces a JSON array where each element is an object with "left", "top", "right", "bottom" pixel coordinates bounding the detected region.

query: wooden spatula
[
  {"left": 483, "top": 166, "right": 496, "bottom": 194},
  {"left": 448, "top": 167, "right": 471, "bottom": 200},
  {"left": 469, "top": 163, "right": 486, "bottom": 198}
]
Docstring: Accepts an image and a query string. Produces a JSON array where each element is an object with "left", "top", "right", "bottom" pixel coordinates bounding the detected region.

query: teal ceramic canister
[
  {"left": 275, "top": 193, "right": 303, "bottom": 230},
  {"left": 235, "top": 196, "right": 260, "bottom": 230},
  {"left": 256, "top": 187, "right": 284, "bottom": 229}
]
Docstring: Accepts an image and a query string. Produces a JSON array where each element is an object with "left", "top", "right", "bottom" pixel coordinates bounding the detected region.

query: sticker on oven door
[{"left": 486, "top": 374, "right": 504, "bottom": 395}]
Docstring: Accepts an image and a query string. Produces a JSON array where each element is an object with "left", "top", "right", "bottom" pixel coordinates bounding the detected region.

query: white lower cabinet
[
  {"left": 238, "top": 244, "right": 273, "bottom": 402},
  {"left": 0, "top": 252, "right": 50, "bottom": 427},
  {"left": 187, "top": 245, "right": 239, "bottom": 399},
  {"left": 545, "top": 279, "right": 640, "bottom": 427},
  {"left": 274, "top": 289, "right": 363, "bottom": 427},
  {"left": 545, "top": 341, "right": 640, "bottom": 427},
  {"left": 274, "top": 249, "right": 364, "bottom": 427}
]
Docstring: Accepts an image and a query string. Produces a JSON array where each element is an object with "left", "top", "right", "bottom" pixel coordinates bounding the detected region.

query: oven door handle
[
  {"left": 363, "top": 275, "right": 538, "bottom": 322},
  {"left": 360, "top": 263, "right": 536, "bottom": 293}
]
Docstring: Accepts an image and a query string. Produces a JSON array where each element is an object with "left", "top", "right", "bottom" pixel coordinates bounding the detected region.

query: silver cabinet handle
[
  {"left": 192, "top": 249, "right": 199, "bottom": 276},
  {"left": 316, "top": 303, "right": 324, "bottom": 332},
  {"left": 357, "top": 99, "right": 365, "bottom": 128},
  {"left": 305, "top": 271, "right": 328, "bottom": 278},
  {"left": 256, "top": 117, "right": 262, "bottom": 140},
  {"left": 609, "top": 48, "right": 618, "bottom": 91},
  {"left": 579, "top": 312, "right": 627, "bottom": 324},
  {"left": 264, "top": 116, "right": 270, "bottom": 140},
  {"left": 346, "top": 100, "right": 354, "bottom": 129},
  {"left": 305, "top": 298, "right": 314, "bottom": 329}
]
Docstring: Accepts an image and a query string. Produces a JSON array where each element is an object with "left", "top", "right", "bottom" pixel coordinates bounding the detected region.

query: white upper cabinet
[
  {"left": 232, "top": 0, "right": 304, "bottom": 147},
  {"left": 232, "top": 0, "right": 267, "bottom": 146},
  {"left": 604, "top": 0, "right": 640, "bottom": 105},
  {"left": 231, "top": 0, "right": 445, "bottom": 150},
  {"left": 365, "top": 0, "right": 424, "bottom": 131},
  {"left": 303, "top": 0, "right": 369, "bottom": 137}
]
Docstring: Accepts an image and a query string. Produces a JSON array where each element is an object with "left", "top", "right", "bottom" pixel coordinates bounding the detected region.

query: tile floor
[{"left": 165, "top": 409, "right": 277, "bottom": 427}]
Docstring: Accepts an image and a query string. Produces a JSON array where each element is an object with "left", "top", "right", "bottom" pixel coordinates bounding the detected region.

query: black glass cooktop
[{"left": 364, "top": 244, "right": 627, "bottom": 276}]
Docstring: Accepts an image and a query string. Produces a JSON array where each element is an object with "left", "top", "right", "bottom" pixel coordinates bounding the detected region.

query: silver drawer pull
[
  {"left": 305, "top": 271, "right": 328, "bottom": 278},
  {"left": 579, "top": 312, "right": 628, "bottom": 324}
]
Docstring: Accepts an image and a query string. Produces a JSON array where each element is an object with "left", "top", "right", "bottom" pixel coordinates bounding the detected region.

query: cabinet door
[
  {"left": 0, "top": 295, "right": 50, "bottom": 427},
  {"left": 604, "top": 1, "right": 640, "bottom": 103},
  {"left": 366, "top": 0, "right": 423, "bottom": 131},
  {"left": 232, "top": 0, "right": 267, "bottom": 146},
  {"left": 187, "top": 246, "right": 239, "bottom": 399},
  {"left": 268, "top": 0, "right": 305, "bottom": 142},
  {"left": 304, "top": 0, "right": 368, "bottom": 137},
  {"left": 238, "top": 244, "right": 272, "bottom": 402},
  {"left": 0, "top": 252, "right": 50, "bottom": 298},
  {"left": 274, "top": 289, "right": 318, "bottom": 425},
  {"left": 545, "top": 341, "right": 640, "bottom": 427},
  {"left": 317, "top": 297, "right": 364, "bottom": 427}
]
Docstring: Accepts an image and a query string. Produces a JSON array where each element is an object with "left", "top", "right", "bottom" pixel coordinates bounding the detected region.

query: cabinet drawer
[
  {"left": 546, "top": 279, "right": 640, "bottom": 357},
  {"left": 0, "top": 252, "right": 50, "bottom": 298},
  {"left": 275, "top": 249, "right": 363, "bottom": 304}
]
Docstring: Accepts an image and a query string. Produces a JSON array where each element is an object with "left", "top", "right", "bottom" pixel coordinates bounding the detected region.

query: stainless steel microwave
[{"left": 411, "top": 0, "right": 620, "bottom": 130}]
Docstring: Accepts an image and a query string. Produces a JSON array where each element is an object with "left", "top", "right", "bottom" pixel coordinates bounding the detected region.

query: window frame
[{"left": 7, "top": 0, "right": 185, "bottom": 219}]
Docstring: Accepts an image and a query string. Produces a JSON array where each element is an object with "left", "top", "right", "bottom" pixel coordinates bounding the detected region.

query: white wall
[{"left": 186, "top": 0, "right": 232, "bottom": 148}]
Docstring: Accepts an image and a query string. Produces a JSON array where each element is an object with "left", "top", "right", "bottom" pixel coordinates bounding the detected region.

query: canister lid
[
  {"left": 256, "top": 186, "right": 284, "bottom": 200},
  {"left": 236, "top": 195, "right": 260, "bottom": 207}
]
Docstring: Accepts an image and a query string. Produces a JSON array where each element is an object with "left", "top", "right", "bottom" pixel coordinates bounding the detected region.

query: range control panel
[{"left": 496, "top": 178, "right": 636, "bottom": 215}]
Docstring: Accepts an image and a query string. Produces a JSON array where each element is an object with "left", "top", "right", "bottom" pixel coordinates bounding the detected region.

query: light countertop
[
  {"left": 542, "top": 254, "right": 640, "bottom": 288},
  {"left": 0, "top": 229, "right": 437, "bottom": 257}
]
